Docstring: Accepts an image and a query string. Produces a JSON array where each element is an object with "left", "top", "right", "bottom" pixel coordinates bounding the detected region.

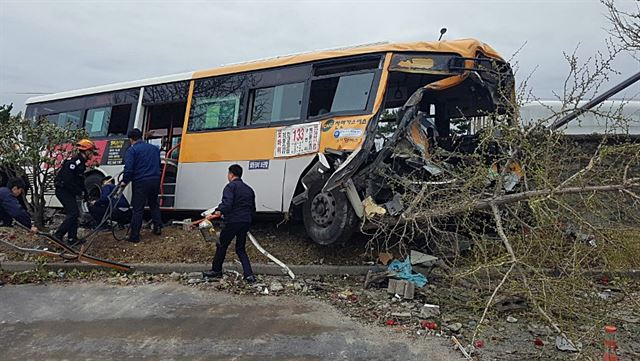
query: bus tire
[
  {"left": 84, "top": 173, "right": 104, "bottom": 200},
  {"left": 302, "top": 182, "right": 358, "bottom": 245}
]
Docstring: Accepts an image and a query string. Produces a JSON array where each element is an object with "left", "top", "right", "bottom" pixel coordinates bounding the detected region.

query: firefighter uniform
[{"left": 54, "top": 154, "right": 87, "bottom": 243}]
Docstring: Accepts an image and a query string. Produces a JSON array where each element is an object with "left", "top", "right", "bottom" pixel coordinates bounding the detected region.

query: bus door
[{"left": 140, "top": 81, "right": 190, "bottom": 208}]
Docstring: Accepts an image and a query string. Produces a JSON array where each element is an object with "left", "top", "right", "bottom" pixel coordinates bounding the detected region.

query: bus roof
[{"left": 26, "top": 38, "right": 503, "bottom": 105}]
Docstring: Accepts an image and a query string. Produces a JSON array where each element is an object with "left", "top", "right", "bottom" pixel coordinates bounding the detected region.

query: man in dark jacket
[
  {"left": 88, "top": 176, "right": 131, "bottom": 226},
  {"left": 54, "top": 139, "right": 97, "bottom": 246},
  {"left": 119, "top": 128, "right": 162, "bottom": 243},
  {"left": 204, "top": 164, "right": 256, "bottom": 283},
  {"left": 0, "top": 178, "right": 38, "bottom": 232}
]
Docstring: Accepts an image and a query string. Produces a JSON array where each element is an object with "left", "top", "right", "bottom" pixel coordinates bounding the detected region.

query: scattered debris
[
  {"left": 420, "top": 303, "right": 441, "bottom": 318},
  {"left": 506, "top": 316, "right": 518, "bottom": 323},
  {"left": 410, "top": 250, "right": 438, "bottom": 267},
  {"left": 421, "top": 320, "right": 438, "bottom": 330},
  {"left": 248, "top": 232, "right": 295, "bottom": 280},
  {"left": 387, "top": 279, "right": 415, "bottom": 300},
  {"left": 169, "top": 272, "right": 181, "bottom": 280},
  {"left": 447, "top": 322, "right": 463, "bottom": 333},
  {"left": 363, "top": 270, "right": 392, "bottom": 289},
  {"left": 534, "top": 337, "right": 545, "bottom": 347},
  {"left": 0, "top": 253, "right": 7, "bottom": 262},
  {"left": 337, "top": 290, "right": 354, "bottom": 300},
  {"left": 387, "top": 257, "right": 427, "bottom": 287},
  {"left": 386, "top": 319, "right": 397, "bottom": 326},
  {"left": 270, "top": 281, "right": 284, "bottom": 292},
  {"left": 377, "top": 252, "right": 394, "bottom": 266},
  {"left": 527, "top": 323, "right": 553, "bottom": 336},
  {"left": 451, "top": 336, "right": 473, "bottom": 360},
  {"left": 473, "top": 339, "right": 485, "bottom": 349},
  {"left": 555, "top": 335, "right": 582, "bottom": 352}
]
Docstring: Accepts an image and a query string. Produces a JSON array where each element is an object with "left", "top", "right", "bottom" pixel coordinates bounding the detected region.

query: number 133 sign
[{"left": 274, "top": 122, "right": 321, "bottom": 158}]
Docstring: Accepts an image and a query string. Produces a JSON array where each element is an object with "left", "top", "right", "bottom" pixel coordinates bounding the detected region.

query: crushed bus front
[{"left": 296, "top": 49, "right": 517, "bottom": 245}]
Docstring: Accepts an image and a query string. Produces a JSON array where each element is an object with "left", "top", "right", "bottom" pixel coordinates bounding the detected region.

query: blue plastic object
[{"left": 388, "top": 257, "right": 428, "bottom": 287}]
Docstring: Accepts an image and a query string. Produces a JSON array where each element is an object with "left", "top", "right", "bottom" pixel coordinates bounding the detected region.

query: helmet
[{"left": 76, "top": 139, "right": 97, "bottom": 153}]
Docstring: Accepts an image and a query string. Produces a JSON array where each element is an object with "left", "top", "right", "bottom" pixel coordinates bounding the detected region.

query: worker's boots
[{"left": 203, "top": 270, "right": 223, "bottom": 279}]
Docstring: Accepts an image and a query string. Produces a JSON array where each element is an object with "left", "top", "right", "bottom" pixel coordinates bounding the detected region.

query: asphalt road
[{"left": 0, "top": 282, "right": 456, "bottom": 361}]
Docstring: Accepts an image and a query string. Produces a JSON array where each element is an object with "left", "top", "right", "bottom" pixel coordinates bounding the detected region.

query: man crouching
[{"left": 204, "top": 164, "right": 256, "bottom": 283}]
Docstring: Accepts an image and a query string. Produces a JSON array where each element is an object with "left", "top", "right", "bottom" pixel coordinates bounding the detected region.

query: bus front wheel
[
  {"left": 302, "top": 183, "right": 358, "bottom": 245},
  {"left": 84, "top": 173, "right": 104, "bottom": 201}
]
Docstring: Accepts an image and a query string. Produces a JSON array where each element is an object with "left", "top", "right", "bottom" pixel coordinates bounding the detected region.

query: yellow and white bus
[{"left": 25, "top": 39, "right": 514, "bottom": 244}]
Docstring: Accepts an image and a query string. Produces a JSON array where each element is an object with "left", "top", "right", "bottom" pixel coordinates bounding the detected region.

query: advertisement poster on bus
[{"left": 274, "top": 122, "right": 321, "bottom": 158}]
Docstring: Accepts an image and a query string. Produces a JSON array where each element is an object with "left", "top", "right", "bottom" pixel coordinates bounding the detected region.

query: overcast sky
[{"left": 1, "top": 0, "right": 638, "bottom": 113}]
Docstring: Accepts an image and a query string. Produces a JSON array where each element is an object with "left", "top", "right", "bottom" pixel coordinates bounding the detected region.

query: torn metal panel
[
  {"left": 344, "top": 179, "right": 364, "bottom": 219},
  {"left": 406, "top": 117, "right": 433, "bottom": 158},
  {"left": 384, "top": 194, "right": 404, "bottom": 216},
  {"left": 292, "top": 154, "right": 331, "bottom": 206}
]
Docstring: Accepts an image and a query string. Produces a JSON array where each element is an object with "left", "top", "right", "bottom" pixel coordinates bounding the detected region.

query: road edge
[{"left": 0, "top": 261, "right": 375, "bottom": 276}]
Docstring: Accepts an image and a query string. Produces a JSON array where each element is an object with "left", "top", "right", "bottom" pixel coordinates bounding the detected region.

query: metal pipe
[{"left": 550, "top": 71, "right": 640, "bottom": 131}]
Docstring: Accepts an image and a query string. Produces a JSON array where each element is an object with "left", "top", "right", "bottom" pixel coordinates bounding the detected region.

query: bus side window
[
  {"left": 45, "top": 110, "right": 83, "bottom": 129},
  {"left": 85, "top": 107, "right": 112, "bottom": 137},
  {"left": 188, "top": 75, "right": 246, "bottom": 132},
  {"left": 249, "top": 82, "right": 304, "bottom": 125},
  {"left": 84, "top": 104, "right": 131, "bottom": 137},
  {"left": 189, "top": 95, "right": 241, "bottom": 131},
  {"left": 308, "top": 72, "right": 375, "bottom": 117}
]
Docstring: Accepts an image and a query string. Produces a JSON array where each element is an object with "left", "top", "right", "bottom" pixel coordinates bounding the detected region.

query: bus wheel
[
  {"left": 302, "top": 183, "right": 358, "bottom": 245},
  {"left": 84, "top": 173, "right": 103, "bottom": 201}
]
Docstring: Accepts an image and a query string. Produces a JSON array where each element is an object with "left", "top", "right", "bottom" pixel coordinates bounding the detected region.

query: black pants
[
  {"left": 55, "top": 188, "right": 79, "bottom": 240},
  {"left": 211, "top": 222, "right": 254, "bottom": 278},
  {"left": 129, "top": 178, "right": 161, "bottom": 241},
  {"left": 88, "top": 204, "right": 131, "bottom": 225}
]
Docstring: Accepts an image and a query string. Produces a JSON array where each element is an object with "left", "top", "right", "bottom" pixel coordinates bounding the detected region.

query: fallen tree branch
[
  {"left": 405, "top": 182, "right": 640, "bottom": 222},
  {"left": 473, "top": 203, "right": 518, "bottom": 343}
]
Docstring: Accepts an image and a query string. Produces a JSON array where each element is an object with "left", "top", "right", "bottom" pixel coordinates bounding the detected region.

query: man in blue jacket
[
  {"left": 119, "top": 128, "right": 162, "bottom": 243},
  {"left": 0, "top": 178, "right": 38, "bottom": 233},
  {"left": 88, "top": 176, "right": 131, "bottom": 226},
  {"left": 204, "top": 164, "right": 256, "bottom": 283}
]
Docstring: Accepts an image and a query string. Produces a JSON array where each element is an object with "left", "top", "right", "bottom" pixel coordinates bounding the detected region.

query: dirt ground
[{"left": 0, "top": 220, "right": 374, "bottom": 265}]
